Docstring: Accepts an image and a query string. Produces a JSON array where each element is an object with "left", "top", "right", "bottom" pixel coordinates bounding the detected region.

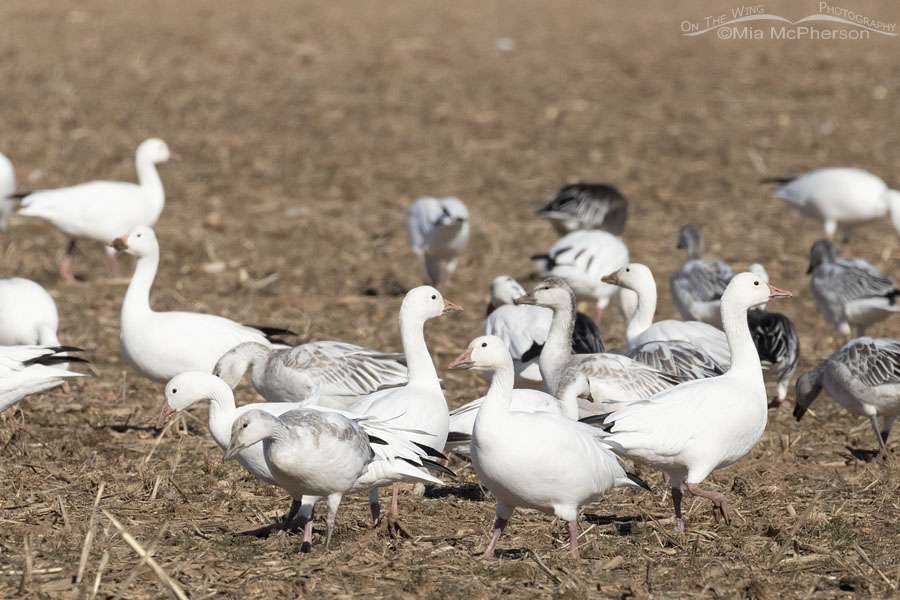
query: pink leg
[
  {"left": 107, "top": 252, "right": 121, "bottom": 278},
  {"left": 61, "top": 382, "right": 72, "bottom": 394},
  {"left": 300, "top": 518, "right": 314, "bottom": 552},
  {"left": 60, "top": 240, "right": 77, "bottom": 284},
  {"left": 672, "top": 487, "right": 684, "bottom": 532},
  {"left": 390, "top": 482, "right": 400, "bottom": 519},
  {"left": 482, "top": 517, "right": 508, "bottom": 558},
  {"left": 567, "top": 520, "right": 580, "bottom": 559},
  {"left": 686, "top": 482, "right": 730, "bottom": 524}
]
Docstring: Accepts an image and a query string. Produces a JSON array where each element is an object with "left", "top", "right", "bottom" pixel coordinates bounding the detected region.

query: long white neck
[
  {"left": 720, "top": 298, "right": 763, "bottom": 378},
  {"left": 202, "top": 378, "right": 239, "bottom": 448},
  {"left": 540, "top": 300, "right": 575, "bottom": 395},
  {"left": 399, "top": 312, "right": 439, "bottom": 386},
  {"left": 135, "top": 155, "right": 165, "bottom": 222},
  {"left": 122, "top": 248, "right": 159, "bottom": 323},
  {"left": 478, "top": 358, "right": 516, "bottom": 419},
  {"left": 625, "top": 280, "right": 657, "bottom": 346}
]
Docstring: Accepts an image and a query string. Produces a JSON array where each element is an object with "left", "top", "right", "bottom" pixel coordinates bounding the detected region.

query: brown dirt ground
[{"left": 2, "top": 0, "right": 900, "bottom": 597}]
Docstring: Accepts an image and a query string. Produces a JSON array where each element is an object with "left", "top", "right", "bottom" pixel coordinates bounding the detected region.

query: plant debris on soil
[{"left": 2, "top": 1, "right": 899, "bottom": 598}]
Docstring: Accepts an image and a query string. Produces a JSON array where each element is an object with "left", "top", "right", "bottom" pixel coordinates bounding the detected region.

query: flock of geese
[{"left": 2, "top": 141, "right": 900, "bottom": 558}]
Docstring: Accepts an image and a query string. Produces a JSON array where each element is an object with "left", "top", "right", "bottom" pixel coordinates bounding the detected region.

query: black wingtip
[
  {"left": 760, "top": 176, "right": 795, "bottom": 185},
  {"left": 579, "top": 414, "right": 613, "bottom": 431},
  {"left": 245, "top": 325, "right": 298, "bottom": 343},
  {"left": 421, "top": 458, "right": 455, "bottom": 477},
  {"left": 445, "top": 431, "right": 472, "bottom": 444},
  {"left": 368, "top": 434, "right": 388, "bottom": 446},
  {"left": 7, "top": 192, "right": 30, "bottom": 200},
  {"left": 413, "top": 441, "right": 448, "bottom": 460},
  {"left": 626, "top": 472, "right": 651, "bottom": 491}
]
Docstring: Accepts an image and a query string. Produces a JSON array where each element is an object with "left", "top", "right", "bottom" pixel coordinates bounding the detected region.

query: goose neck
[
  {"left": 135, "top": 155, "right": 165, "bottom": 220},
  {"left": 399, "top": 313, "right": 439, "bottom": 384},
  {"left": 122, "top": 249, "right": 159, "bottom": 320},
  {"left": 721, "top": 301, "right": 762, "bottom": 375},
  {"left": 479, "top": 361, "right": 516, "bottom": 416},
  {"left": 625, "top": 283, "right": 656, "bottom": 345},
  {"left": 541, "top": 300, "right": 575, "bottom": 394}
]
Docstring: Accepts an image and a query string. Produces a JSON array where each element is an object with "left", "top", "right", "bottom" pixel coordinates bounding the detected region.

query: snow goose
[
  {"left": 406, "top": 196, "right": 470, "bottom": 289},
  {"left": 445, "top": 365, "right": 584, "bottom": 456},
  {"left": 748, "top": 309, "right": 799, "bottom": 407},
  {"left": 625, "top": 340, "right": 725, "bottom": 381},
  {"left": 484, "top": 275, "right": 604, "bottom": 384},
  {"left": 766, "top": 168, "right": 900, "bottom": 241},
  {"left": 158, "top": 371, "right": 448, "bottom": 549},
  {"left": 111, "top": 225, "right": 292, "bottom": 382},
  {"left": 515, "top": 278, "right": 681, "bottom": 414},
  {"left": 0, "top": 278, "right": 61, "bottom": 346},
  {"left": 224, "top": 408, "right": 372, "bottom": 550},
  {"left": 532, "top": 229, "right": 636, "bottom": 322},
  {"left": 17, "top": 139, "right": 178, "bottom": 283},
  {"left": 794, "top": 337, "right": 900, "bottom": 457},
  {"left": 603, "top": 263, "right": 732, "bottom": 368},
  {"left": 536, "top": 183, "right": 628, "bottom": 236},
  {"left": 213, "top": 341, "right": 407, "bottom": 409},
  {"left": 807, "top": 239, "right": 900, "bottom": 338},
  {"left": 0, "top": 152, "right": 15, "bottom": 235},
  {"left": 448, "top": 335, "right": 647, "bottom": 558},
  {"left": 602, "top": 273, "right": 791, "bottom": 532},
  {"left": 347, "top": 285, "right": 462, "bottom": 530},
  {"left": 668, "top": 225, "right": 735, "bottom": 326},
  {"left": 0, "top": 345, "right": 86, "bottom": 413}
]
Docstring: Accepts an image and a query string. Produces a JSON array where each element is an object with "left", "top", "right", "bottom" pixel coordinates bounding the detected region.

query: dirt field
[{"left": 2, "top": 0, "right": 900, "bottom": 597}]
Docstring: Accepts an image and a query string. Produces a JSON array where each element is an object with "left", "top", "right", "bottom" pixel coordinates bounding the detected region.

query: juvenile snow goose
[
  {"left": 0, "top": 278, "right": 62, "bottom": 346},
  {"left": 224, "top": 409, "right": 372, "bottom": 550},
  {"left": 406, "top": 196, "right": 470, "bottom": 290},
  {"left": 0, "top": 345, "right": 86, "bottom": 413},
  {"left": 213, "top": 341, "right": 407, "bottom": 409},
  {"left": 807, "top": 239, "right": 900, "bottom": 338},
  {"left": 532, "top": 229, "right": 636, "bottom": 322},
  {"left": 112, "top": 225, "right": 292, "bottom": 382},
  {"left": 159, "top": 372, "right": 448, "bottom": 549},
  {"left": 17, "top": 139, "right": 178, "bottom": 282},
  {"left": 766, "top": 168, "right": 900, "bottom": 241},
  {"left": 536, "top": 183, "right": 628, "bottom": 235},
  {"left": 484, "top": 275, "right": 604, "bottom": 384},
  {"left": 668, "top": 225, "right": 735, "bottom": 326},
  {"left": 348, "top": 285, "right": 462, "bottom": 530},
  {"left": 515, "top": 278, "right": 681, "bottom": 414},
  {"left": 603, "top": 263, "right": 732, "bottom": 368},
  {"left": 794, "top": 337, "right": 900, "bottom": 457},
  {"left": 449, "top": 335, "right": 647, "bottom": 558},
  {"left": 603, "top": 273, "right": 791, "bottom": 532}
]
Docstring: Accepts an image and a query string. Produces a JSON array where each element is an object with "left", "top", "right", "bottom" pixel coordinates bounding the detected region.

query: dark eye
[
  {"left": 137, "top": 234, "right": 142, "bottom": 238},
  {"left": 625, "top": 268, "right": 630, "bottom": 272},
  {"left": 481, "top": 342, "right": 487, "bottom": 347},
  {"left": 242, "top": 423, "right": 248, "bottom": 428},
  {"left": 431, "top": 295, "right": 436, "bottom": 300},
  {"left": 172, "top": 389, "right": 177, "bottom": 394},
  {"left": 754, "top": 281, "right": 759, "bottom": 286}
]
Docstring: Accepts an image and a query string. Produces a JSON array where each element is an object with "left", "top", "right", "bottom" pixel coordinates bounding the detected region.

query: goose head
[
  {"left": 400, "top": 286, "right": 463, "bottom": 324},
  {"left": 488, "top": 275, "right": 526, "bottom": 313},
  {"left": 157, "top": 371, "right": 223, "bottom": 428},
  {"left": 793, "top": 368, "right": 822, "bottom": 421},
  {"left": 434, "top": 197, "right": 469, "bottom": 227},
  {"left": 601, "top": 263, "right": 654, "bottom": 294},
  {"left": 109, "top": 225, "right": 158, "bottom": 257},
  {"left": 448, "top": 335, "right": 513, "bottom": 373},
  {"left": 557, "top": 368, "right": 593, "bottom": 404},
  {"left": 514, "top": 277, "right": 575, "bottom": 312},
  {"left": 137, "top": 138, "right": 179, "bottom": 164},
  {"left": 721, "top": 271, "right": 791, "bottom": 312},
  {"left": 676, "top": 224, "right": 704, "bottom": 259},
  {"left": 223, "top": 410, "right": 277, "bottom": 461},
  {"left": 807, "top": 239, "right": 837, "bottom": 274}
]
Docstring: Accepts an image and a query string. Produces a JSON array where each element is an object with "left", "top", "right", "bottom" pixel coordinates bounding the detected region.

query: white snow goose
[
  {"left": 346, "top": 285, "right": 462, "bottom": 532},
  {"left": 16, "top": 139, "right": 178, "bottom": 283},
  {"left": 532, "top": 229, "right": 636, "bottom": 322},
  {"left": 484, "top": 275, "right": 604, "bottom": 384},
  {"left": 603, "top": 263, "right": 732, "bottom": 368},
  {"left": 668, "top": 224, "right": 736, "bottom": 326},
  {"left": 111, "top": 225, "right": 292, "bottom": 383},
  {"left": 807, "top": 239, "right": 900, "bottom": 338},
  {"left": 766, "top": 168, "right": 900, "bottom": 241},
  {"left": 602, "top": 273, "right": 791, "bottom": 532},
  {"left": 0, "top": 152, "right": 15, "bottom": 235},
  {"left": 536, "top": 183, "right": 628, "bottom": 236},
  {"left": 448, "top": 335, "right": 648, "bottom": 558},
  {"left": 514, "top": 277, "right": 681, "bottom": 415},
  {"left": 0, "top": 278, "right": 62, "bottom": 346},
  {"left": 445, "top": 364, "right": 585, "bottom": 456},
  {"left": 0, "top": 345, "right": 86, "bottom": 413},
  {"left": 159, "top": 371, "right": 449, "bottom": 550},
  {"left": 406, "top": 196, "right": 470, "bottom": 290},
  {"left": 213, "top": 340, "right": 407, "bottom": 409},
  {"left": 794, "top": 337, "right": 900, "bottom": 458}
]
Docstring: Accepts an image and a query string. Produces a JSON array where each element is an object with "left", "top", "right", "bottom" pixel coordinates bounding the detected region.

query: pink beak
[
  {"left": 167, "top": 151, "right": 182, "bottom": 162},
  {"left": 767, "top": 284, "right": 792, "bottom": 299},
  {"left": 443, "top": 299, "right": 464, "bottom": 314},
  {"left": 156, "top": 402, "right": 176, "bottom": 430},
  {"left": 448, "top": 347, "right": 474, "bottom": 370}
]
